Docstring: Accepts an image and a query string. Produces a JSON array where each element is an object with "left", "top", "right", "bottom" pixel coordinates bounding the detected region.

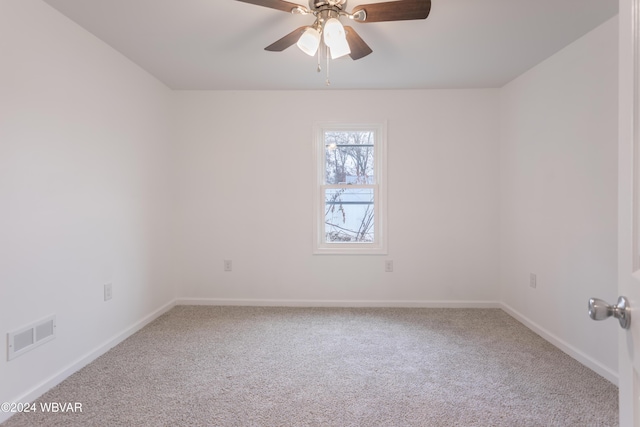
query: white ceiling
[{"left": 41, "top": 0, "right": 618, "bottom": 90}]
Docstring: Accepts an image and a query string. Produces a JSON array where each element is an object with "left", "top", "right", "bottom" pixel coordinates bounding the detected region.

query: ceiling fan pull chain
[{"left": 326, "top": 44, "right": 331, "bottom": 86}]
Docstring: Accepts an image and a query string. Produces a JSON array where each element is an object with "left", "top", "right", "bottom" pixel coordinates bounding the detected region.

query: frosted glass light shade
[
  {"left": 297, "top": 27, "right": 321, "bottom": 56},
  {"left": 329, "top": 35, "right": 351, "bottom": 59},
  {"left": 323, "top": 18, "right": 346, "bottom": 48}
]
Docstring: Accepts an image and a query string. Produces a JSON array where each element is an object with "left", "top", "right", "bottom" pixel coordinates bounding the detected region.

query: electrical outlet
[
  {"left": 385, "top": 260, "right": 394, "bottom": 272},
  {"left": 224, "top": 260, "right": 232, "bottom": 272},
  {"left": 104, "top": 283, "right": 113, "bottom": 301},
  {"left": 529, "top": 273, "right": 537, "bottom": 289}
]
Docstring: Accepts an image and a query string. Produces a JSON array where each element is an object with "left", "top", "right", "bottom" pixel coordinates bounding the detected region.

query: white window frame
[{"left": 312, "top": 122, "right": 387, "bottom": 255}]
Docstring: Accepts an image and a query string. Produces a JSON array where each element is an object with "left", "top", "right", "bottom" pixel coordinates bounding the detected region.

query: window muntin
[{"left": 313, "top": 123, "right": 387, "bottom": 254}]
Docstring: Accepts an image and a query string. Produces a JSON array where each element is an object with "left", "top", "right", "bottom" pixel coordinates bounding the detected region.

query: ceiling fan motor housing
[{"left": 309, "top": 0, "right": 347, "bottom": 12}]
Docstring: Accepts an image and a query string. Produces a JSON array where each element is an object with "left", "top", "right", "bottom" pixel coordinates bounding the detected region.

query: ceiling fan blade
[
  {"left": 344, "top": 26, "right": 372, "bottom": 60},
  {"left": 235, "top": 0, "right": 306, "bottom": 14},
  {"left": 352, "top": 0, "right": 431, "bottom": 23},
  {"left": 265, "top": 26, "right": 307, "bottom": 51}
]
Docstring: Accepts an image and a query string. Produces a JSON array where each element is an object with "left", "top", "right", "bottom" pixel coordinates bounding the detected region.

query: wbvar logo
[{"left": 40, "top": 402, "right": 83, "bottom": 413}]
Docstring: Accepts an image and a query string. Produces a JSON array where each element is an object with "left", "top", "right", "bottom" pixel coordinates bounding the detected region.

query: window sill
[{"left": 313, "top": 244, "right": 387, "bottom": 255}]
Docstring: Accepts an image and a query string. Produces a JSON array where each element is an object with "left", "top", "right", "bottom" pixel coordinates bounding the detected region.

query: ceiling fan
[{"left": 235, "top": 0, "right": 432, "bottom": 62}]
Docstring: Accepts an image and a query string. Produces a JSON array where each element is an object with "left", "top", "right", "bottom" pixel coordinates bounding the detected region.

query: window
[{"left": 313, "top": 123, "right": 387, "bottom": 254}]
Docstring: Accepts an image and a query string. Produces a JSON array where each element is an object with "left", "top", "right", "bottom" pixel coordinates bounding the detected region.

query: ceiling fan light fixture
[
  {"left": 296, "top": 27, "right": 321, "bottom": 56},
  {"left": 329, "top": 34, "right": 351, "bottom": 59},
  {"left": 322, "top": 17, "right": 346, "bottom": 48}
]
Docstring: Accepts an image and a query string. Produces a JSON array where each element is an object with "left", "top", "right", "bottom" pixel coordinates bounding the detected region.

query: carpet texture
[{"left": 2, "top": 306, "right": 618, "bottom": 426}]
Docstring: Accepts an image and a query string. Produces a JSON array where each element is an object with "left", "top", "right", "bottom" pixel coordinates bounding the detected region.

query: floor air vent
[{"left": 7, "top": 315, "right": 56, "bottom": 361}]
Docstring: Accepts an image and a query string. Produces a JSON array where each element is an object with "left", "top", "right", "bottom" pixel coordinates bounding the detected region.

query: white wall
[
  {"left": 499, "top": 17, "right": 619, "bottom": 378},
  {"left": 0, "top": 0, "right": 176, "bottom": 408},
  {"left": 172, "top": 90, "right": 500, "bottom": 305}
]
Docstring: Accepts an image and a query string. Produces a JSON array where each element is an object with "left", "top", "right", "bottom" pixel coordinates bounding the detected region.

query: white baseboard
[
  {"left": 176, "top": 297, "right": 502, "bottom": 309},
  {"left": 500, "top": 302, "right": 618, "bottom": 386},
  {"left": 0, "top": 299, "right": 176, "bottom": 424}
]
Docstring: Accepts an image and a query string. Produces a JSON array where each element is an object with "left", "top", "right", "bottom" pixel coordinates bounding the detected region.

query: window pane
[
  {"left": 324, "top": 188, "right": 374, "bottom": 243},
  {"left": 324, "top": 131, "right": 375, "bottom": 185}
]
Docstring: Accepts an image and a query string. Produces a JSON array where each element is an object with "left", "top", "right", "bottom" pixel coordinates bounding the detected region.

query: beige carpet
[{"left": 2, "top": 306, "right": 618, "bottom": 426}]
